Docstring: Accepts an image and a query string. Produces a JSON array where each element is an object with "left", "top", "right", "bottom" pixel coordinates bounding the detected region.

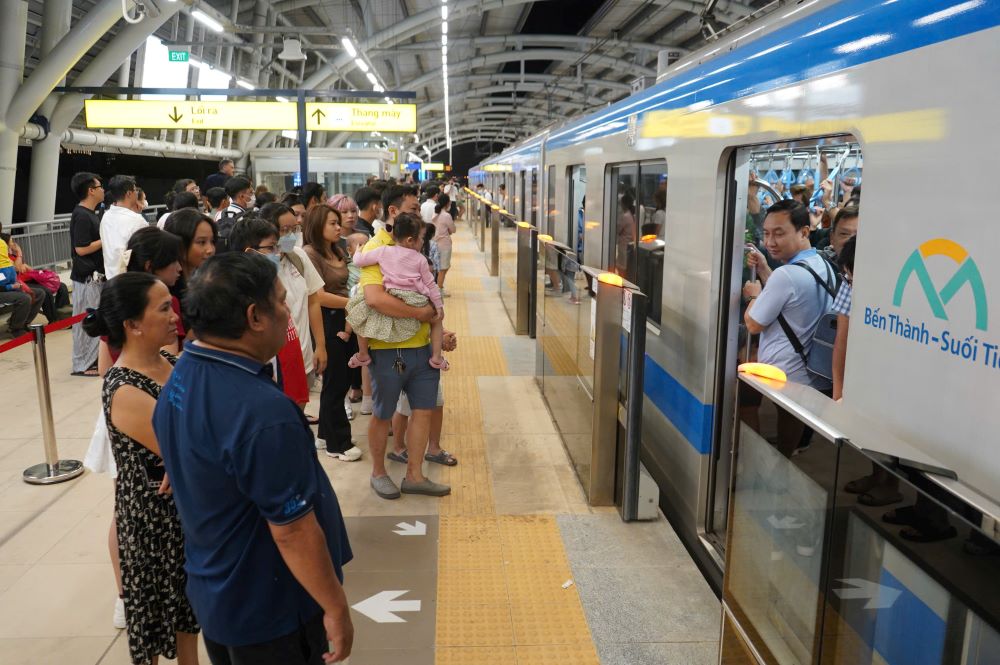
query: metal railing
[{"left": 6, "top": 205, "right": 167, "bottom": 271}]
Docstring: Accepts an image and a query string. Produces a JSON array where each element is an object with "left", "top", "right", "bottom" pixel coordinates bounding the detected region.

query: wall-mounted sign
[
  {"left": 84, "top": 100, "right": 417, "bottom": 132},
  {"left": 168, "top": 49, "right": 189, "bottom": 63}
]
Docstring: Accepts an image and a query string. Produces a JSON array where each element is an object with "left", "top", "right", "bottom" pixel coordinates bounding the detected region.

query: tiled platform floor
[{"left": 0, "top": 217, "right": 719, "bottom": 664}]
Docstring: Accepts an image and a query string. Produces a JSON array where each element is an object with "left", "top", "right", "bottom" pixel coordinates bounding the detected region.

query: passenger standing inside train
[
  {"left": 69, "top": 172, "right": 105, "bottom": 375},
  {"left": 303, "top": 204, "right": 363, "bottom": 462},
  {"left": 153, "top": 253, "right": 354, "bottom": 664},
  {"left": 100, "top": 176, "right": 148, "bottom": 280},
  {"left": 742, "top": 199, "right": 835, "bottom": 391},
  {"left": 353, "top": 186, "right": 382, "bottom": 238},
  {"left": 433, "top": 193, "right": 456, "bottom": 296},
  {"left": 84, "top": 272, "right": 201, "bottom": 665},
  {"left": 358, "top": 185, "right": 450, "bottom": 499}
]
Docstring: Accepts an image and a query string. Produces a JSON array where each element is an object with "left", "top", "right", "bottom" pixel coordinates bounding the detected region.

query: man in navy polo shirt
[{"left": 153, "top": 252, "right": 353, "bottom": 664}]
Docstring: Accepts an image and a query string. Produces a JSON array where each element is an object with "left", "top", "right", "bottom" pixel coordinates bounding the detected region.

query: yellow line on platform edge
[{"left": 434, "top": 223, "right": 599, "bottom": 664}]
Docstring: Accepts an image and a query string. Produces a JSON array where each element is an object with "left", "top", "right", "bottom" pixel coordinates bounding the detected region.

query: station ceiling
[{"left": 23, "top": 0, "right": 785, "bottom": 157}]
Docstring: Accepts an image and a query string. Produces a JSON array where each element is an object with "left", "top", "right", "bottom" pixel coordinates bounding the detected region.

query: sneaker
[
  {"left": 401, "top": 477, "right": 451, "bottom": 497},
  {"left": 360, "top": 396, "right": 373, "bottom": 415},
  {"left": 113, "top": 597, "right": 126, "bottom": 629},
  {"left": 345, "top": 399, "right": 354, "bottom": 420},
  {"left": 371, "top": 474, "right": 401, "bottom": 499},
  {"left": 315, "top": 437, "right": 326, "bottom": 451},
  {"left": 326, "top": 446, "right": 363, "bottom": 462}
]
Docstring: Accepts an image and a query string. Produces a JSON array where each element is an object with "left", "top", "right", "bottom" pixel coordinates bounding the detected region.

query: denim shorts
[{"left": 369, "top": 345, "right": 440, "bottom": 420}]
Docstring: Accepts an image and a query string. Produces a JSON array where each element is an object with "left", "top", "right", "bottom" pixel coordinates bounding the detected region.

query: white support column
[
  {"left": 25, "top": 0, "right": 73, "bottom": 222},
  {"left": 0, "top": 1, "right": 28, "bottom": 227}
]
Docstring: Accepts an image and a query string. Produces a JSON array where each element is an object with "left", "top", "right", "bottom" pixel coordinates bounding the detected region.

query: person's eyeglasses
[
  {"left": 253, "top": 244, "right": 278, "bottom": 254},
  {"left": 90, "top": 183, "right": 103, "bottom": 190},
  {"left": 279, "top": 225, "right": 302, "bottom": 236}
]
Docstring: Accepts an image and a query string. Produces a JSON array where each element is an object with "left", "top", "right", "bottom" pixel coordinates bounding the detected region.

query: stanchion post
[{"left": 23, "top": 323, "right": 84, "bottom": 485}]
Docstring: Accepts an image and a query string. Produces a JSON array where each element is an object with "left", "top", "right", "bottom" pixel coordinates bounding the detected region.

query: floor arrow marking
[
  {"left": 352, "top": 590, "right": 421, "bottom": 623},
  {"left": 834, "top": 578, "right": 903, "bottom": 610},
  {"left": 393, "top": 520, "right": 427, "bottom": 536}
]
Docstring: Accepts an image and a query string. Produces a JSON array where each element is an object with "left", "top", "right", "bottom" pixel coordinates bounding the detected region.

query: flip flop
[
  {"left": 857, "top": 488, "right": 904, "bottom": 507},
  {"left": 71, "top": 367, "right": 100, "bottom": 377},
  {"left": 844, "top": 474, "right": 878, "bottom": 494},
  {"left": 425, "top": 450, "right": 458, "bottom": 466},
  {"left": 387, "top": 450, "right": 409, "bottom": 464}
]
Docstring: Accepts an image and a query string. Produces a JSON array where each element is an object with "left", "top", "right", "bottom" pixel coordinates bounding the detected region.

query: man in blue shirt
[{"left": 153, "top": 252, "right": 353, "bottom": 664}]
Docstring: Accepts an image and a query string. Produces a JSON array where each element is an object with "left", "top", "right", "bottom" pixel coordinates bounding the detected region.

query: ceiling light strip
[{"left": 442, "top": 0, "right": 451, "bottom": 152}]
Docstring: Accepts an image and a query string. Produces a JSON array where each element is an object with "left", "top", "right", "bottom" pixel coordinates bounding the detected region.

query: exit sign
[{"left": 168, "top": 50, "right": 189, "bottom": 63}]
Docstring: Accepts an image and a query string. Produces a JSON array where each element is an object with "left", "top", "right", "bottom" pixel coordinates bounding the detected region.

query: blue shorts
[{"left": 369, "top": 345, "right": 440, "bottom": 420}]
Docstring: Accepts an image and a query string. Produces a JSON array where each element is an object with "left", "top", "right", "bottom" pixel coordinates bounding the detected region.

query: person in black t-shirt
[{"left": 69, "top": 172, "right": 106, "bottom": 376}]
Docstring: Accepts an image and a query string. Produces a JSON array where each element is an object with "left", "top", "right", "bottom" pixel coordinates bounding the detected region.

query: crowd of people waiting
[{"left": 45, "top": 159, "right": 467, "bottom": 664}]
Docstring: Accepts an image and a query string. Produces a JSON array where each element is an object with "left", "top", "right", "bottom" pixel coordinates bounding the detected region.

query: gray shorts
[
  {"left": 369, "top": 345, "right": 440, "bottom": 420},
  {"left": 396, "top": 383, "right": 445, "bottom": 416}
]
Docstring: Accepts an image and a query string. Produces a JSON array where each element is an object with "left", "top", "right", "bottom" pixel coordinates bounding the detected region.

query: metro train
[{"left": 470, "top": 0, "right": 1000, "bottom": 586}]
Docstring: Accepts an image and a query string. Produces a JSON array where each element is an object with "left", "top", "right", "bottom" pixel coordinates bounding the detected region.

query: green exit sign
[{"left": 168, "top": 50, "right": 189, "bottom": 63}]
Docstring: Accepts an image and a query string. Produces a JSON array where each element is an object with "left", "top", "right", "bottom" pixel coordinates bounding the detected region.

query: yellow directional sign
[
  {"left": 84, "top": 100, "right": 418, "bottom": 132},
  {"left": 306, "top": 103, "right": 416, "bottom": 132}
]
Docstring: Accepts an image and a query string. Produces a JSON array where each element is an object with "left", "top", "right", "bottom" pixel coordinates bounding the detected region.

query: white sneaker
[
  {"left": 360, "top": 396, "right": 373, "bottom": 415},
  {"left": 113, "top": 597, "right": 126, "bottom": 629},
  {"left": 326, "top": 446, "right": 363, "bottom": 462},
  {"left": 315, "top": 437, "right": 326, "bottom": 451},
  {"left": 345, "top": 399, "right": 354, "bottom": 420}
]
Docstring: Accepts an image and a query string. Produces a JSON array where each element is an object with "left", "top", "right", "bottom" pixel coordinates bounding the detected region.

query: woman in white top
[{"left": 433, "top": 193, "right": 456, "bottom": 293}]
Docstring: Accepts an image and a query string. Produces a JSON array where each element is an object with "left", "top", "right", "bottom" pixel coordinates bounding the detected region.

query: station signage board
[
  {"left": 168, "top": 49, "right": 189, "bottom": 63},
  {"left": 83, "top": 100, "right": 417, "bottom": 132}
]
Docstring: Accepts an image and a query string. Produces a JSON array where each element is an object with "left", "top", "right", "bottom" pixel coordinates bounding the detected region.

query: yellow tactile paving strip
[
  {"left": 434, "top": 225, "right": 599, "bottom": 664},
  {"left": 539, "top": 333, "right": 579, "bottom": 377}
]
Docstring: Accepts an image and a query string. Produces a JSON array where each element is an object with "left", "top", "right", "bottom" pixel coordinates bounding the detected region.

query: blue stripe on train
[
  {"left": 546, "top": 0, "right": 1000, "bottom": 151},
  {"left": 642, "top": 355, "right": 714, "bottom": 455}
]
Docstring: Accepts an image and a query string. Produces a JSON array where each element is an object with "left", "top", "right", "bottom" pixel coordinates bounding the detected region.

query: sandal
[
  {"left": 387, "top": 449, "right": 409, "bottom": 464},
  {"left": 71, "top": 367, "right": 100, "bottom": 377},
  {"left": 857, "top": 487, "right": 904, "bottom": 507},
  {"left": 844, "top": 474, "right": 878, "bottom": 494},
  {"left": 425, "top": 450, "right": 458, "bottom": 466}
]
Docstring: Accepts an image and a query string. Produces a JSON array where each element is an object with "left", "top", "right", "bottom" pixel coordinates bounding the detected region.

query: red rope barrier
[{"left": 0, "top": 311, "right": 86, "bottom": 355}]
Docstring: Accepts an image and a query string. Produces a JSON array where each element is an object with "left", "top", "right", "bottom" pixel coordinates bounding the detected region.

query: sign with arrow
[
  {"left": 84, "top": 100, "right": 416, "bottom": 132},
  {"left": 392, "top": 520, "right": 426, "bottom": 536},
  {"left": 352, "top": 590, "right": 421, "bottom": 623},
  {"left": 834, "top": 578, "right": 903, "bottom": 610}
]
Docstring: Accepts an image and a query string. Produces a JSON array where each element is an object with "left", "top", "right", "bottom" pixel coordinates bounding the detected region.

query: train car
[{"left": 471, "top": 0, "right": 1000, "bottom": 586}]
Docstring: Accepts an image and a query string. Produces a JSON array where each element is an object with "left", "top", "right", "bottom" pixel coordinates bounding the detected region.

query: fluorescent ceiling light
[
  {"left": 366, "top": 72, "right": 378, "bottom": 84},
  {"left": 355, "top": 58, "right": 369, "bottom": 73},
  {"left": 442, "top": 34, "right": 447, "bottom": 45},
  {"left": 191, "top": 10, "right": 224, "bottom": 33},
  {"left": 385, "top": 97, "right": 394, "bottom": 104},
  {"left": 442, "top": 22, "right": 448, "bottom": 34},
  {"left": 373, "top": 83, "right": 384, "bottom": 92},
  {"left": 834, "top": 34, "right": 891, "bottom": 54},
  {"left": 276, "top": 96, "right": 290, "bottom": 102},
  {"left": 442, "top": 6, "right": 448, "bottom": 19},
  {"left": 341, "top": 37, "right": 357, "bottom": 57},
  {"left": 914, "top": 0, "right": 982, "bottom": 26},
  {"left": 236, "top": 80, "right": 255, "bottom": 90}
]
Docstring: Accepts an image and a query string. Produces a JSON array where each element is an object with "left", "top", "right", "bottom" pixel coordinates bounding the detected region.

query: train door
[
  {"left": 704, "top": 136, "right": 863, "bottom": 558},
  {"left": 530, "top": 168, "right": 539, "bottom": 227}
]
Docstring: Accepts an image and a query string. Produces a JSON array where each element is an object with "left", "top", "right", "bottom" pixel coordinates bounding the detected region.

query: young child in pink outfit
[{"left": 348, "top": 214, "right": 449, "bottom": 369}]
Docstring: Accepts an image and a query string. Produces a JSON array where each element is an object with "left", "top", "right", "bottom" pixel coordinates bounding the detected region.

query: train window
[
  {"left": 546, "top": 165, "right": 556, "bottom": 237},
  {"left": 568, "top": 165, "right": 586, "bottom": 263},
  {"left": 606, "top": 160, "right": 667, "bottom": 325}
]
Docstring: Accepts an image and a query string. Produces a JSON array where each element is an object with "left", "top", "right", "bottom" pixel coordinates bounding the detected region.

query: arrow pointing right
[
  {"left": 393, "top": 520, "right": 427, "bottom": 536},
  {"left": 168, "top": 106, "right": 183, "bottom": 123},
  {"left": 834, "top": 578, "right": 903, "bottom": 610},
  {"left": 352, "top": 590, "right": 421, "bottom": 623}
]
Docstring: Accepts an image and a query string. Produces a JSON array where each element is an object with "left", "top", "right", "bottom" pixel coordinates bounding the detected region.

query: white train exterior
[{"left": 470, "top": 0, "right": 1000, "bottom": 582}]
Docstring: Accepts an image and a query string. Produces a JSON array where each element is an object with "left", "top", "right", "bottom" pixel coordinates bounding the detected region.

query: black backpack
[
  {"left": 215, "top": 209, "right": 245, "bottom": 253},
  {"left": 776, "top": 260, "right": 839, "bottom": 382}
]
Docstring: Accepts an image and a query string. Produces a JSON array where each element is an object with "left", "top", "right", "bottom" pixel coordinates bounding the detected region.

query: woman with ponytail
[
  {"left": 84, "top": 272, "right": 200, "bottom": 665},
  {"left": 432, "top": 193, "right": 456, "bottom": 294}
]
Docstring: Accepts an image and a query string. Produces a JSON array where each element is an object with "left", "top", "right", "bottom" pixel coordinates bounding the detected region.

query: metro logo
[{"left": 892, "top": 239, "right": 988, "bottom": 331}]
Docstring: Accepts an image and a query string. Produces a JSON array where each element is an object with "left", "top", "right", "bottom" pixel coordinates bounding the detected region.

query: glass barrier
[
  {"left": 497, "top": 216, "right": 519, "bottom": 329},
  {"left": 722, "top": 378, "right": 1000, "bottom": 665}
]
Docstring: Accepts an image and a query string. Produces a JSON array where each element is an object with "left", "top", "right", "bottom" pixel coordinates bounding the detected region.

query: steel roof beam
[{"left": 375, "top": 34, "right": 674, "bottom": 57}]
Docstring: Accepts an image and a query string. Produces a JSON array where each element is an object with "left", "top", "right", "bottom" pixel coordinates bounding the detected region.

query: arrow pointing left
[
  {"left": 834, "top": 578, "right": 902, "bottom": 610},
  {"left": 168, "top": 106, "right": 183, "bottom": 123},
  {"left": 352, "top": 590, "right": 421, "bottom": 623}
]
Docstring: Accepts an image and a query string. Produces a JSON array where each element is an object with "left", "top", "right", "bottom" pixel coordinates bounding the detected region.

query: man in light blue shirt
[{"left": 743, "top": 199, "right": 835, "bottom": 390}]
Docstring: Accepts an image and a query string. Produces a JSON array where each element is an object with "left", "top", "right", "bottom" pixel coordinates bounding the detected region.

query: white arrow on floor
[
  {"left": 352, "top": 590, "right": 421, "bottom": 623},
  {"left": 393, "top": 520, "right": 427, "bottom": 536},
  {"left": 767, "top": 515, "right": 805, "bottom": 530},
  {"left": 834, "top": 578, "right": 903, "bottom": 610}
]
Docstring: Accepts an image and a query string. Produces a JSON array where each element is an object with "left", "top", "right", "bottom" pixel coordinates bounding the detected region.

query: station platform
[{"left": 0, "top": 219, "right": 719, "bottom": 665}]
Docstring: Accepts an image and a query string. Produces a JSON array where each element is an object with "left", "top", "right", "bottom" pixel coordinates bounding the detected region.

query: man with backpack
[
  {"left": 217, "top": 176, "right": 254, "bottom": 252},
  {"left": 743, "top": 199, "right": 836, "bottom": 391}
]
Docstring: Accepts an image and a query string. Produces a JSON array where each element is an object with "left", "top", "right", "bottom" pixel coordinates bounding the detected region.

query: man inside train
[{"left": 742, "top": 199, "right": 835, "bottom": 392}]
